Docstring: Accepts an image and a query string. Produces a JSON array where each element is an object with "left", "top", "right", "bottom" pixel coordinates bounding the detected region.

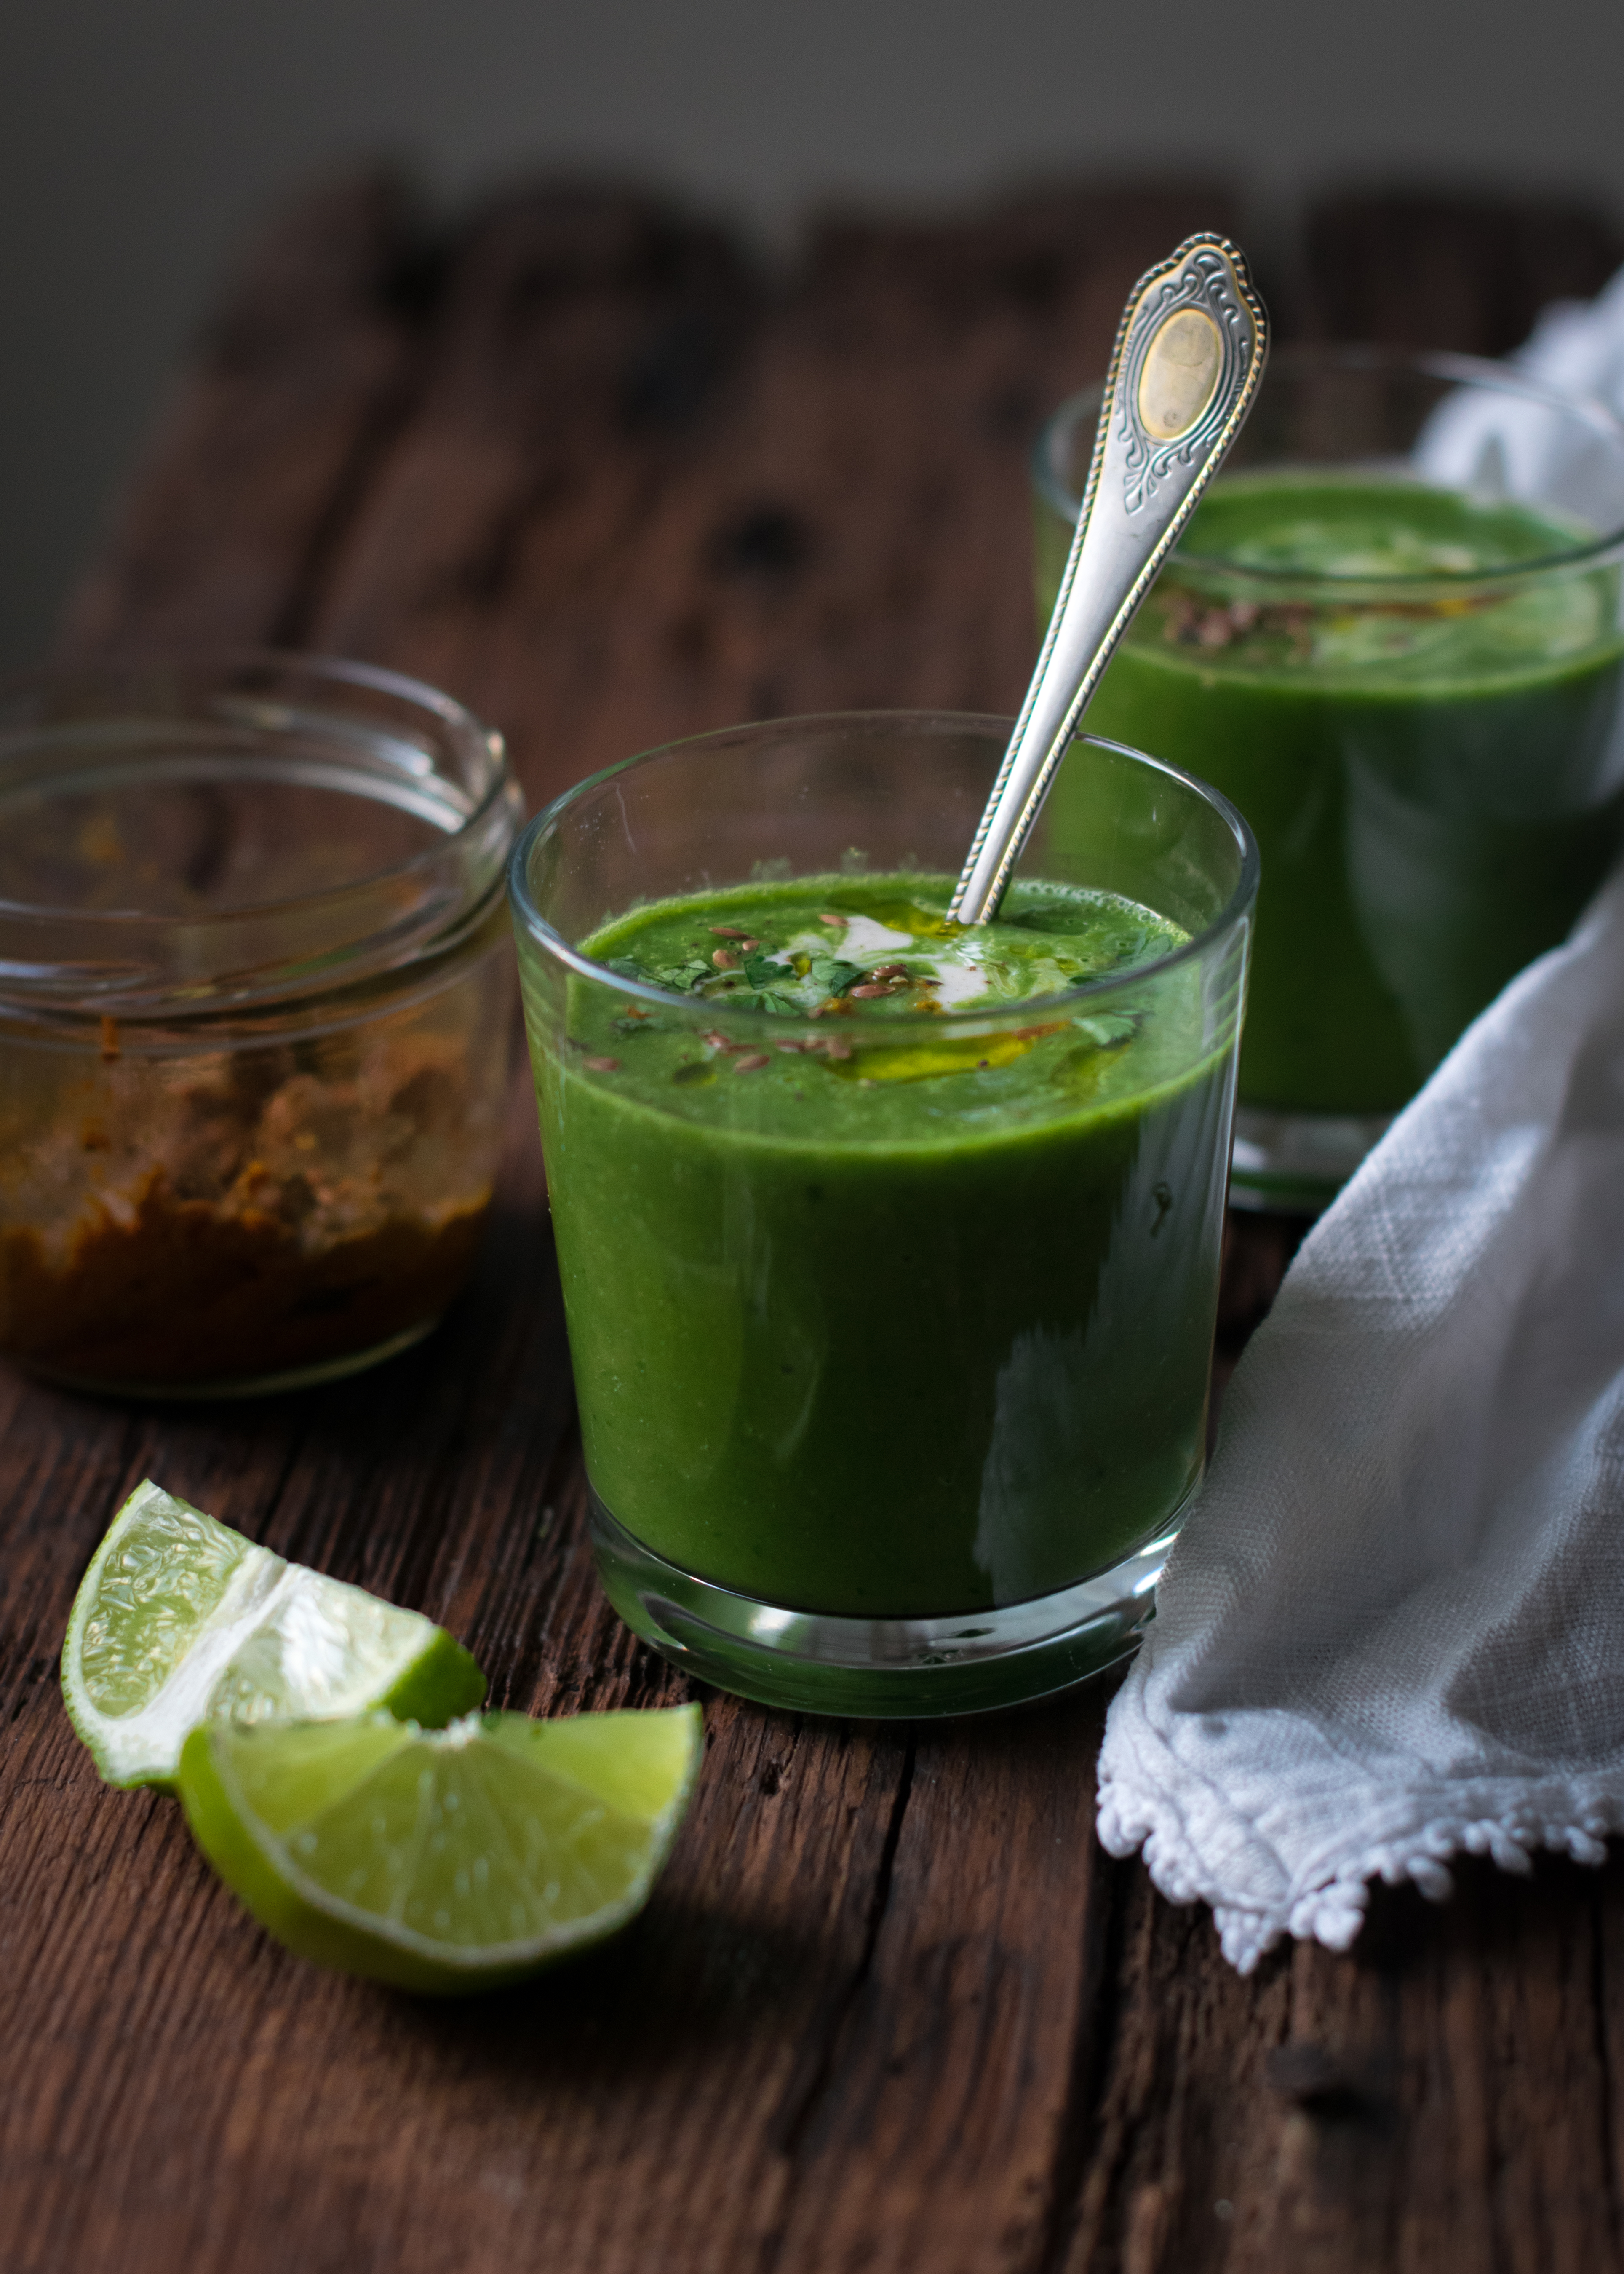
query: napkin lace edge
[{"left": 1098, "top": 1772, "right": 1619, "bottom": 1973}]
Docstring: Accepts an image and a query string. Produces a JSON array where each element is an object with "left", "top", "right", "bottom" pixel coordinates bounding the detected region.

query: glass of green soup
[
  {"left": 1035, "top": 346, "right": 1624, "bottom": 1209},
  {"left": 508, "top": 712, "right": 1256, "bottom": 1716}
]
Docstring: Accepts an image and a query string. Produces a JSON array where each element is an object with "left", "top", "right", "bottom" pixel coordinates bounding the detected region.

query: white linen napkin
[
  {"left": 1098, "top": 866, "right": 1624, "bottom": 1970},
  {"left": 1096, "top": 278, "right": 1624, "bottom": 1972},
  {"left": 1418, "top": 265, "right": 1624, "bottom": 516}
]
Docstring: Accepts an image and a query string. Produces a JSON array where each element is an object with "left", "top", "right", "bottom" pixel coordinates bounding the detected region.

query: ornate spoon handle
[{"left": 948, "top": 233, "right": 1269, "bottom": 926}]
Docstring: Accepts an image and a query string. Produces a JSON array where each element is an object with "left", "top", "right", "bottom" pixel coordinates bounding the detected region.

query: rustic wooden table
[{"left": 7, "top": 172, "right": 1624, "bottom": 2274}]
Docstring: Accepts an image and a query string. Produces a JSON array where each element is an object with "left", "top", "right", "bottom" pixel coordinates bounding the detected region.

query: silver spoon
[{"left": 948, "top": 233, "right": 1269, "bottom": 926}]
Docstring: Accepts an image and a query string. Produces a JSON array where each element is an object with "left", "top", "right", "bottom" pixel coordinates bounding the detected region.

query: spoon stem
[{"left": 949, "top": 233, "right": 1269, "bottom": 926}]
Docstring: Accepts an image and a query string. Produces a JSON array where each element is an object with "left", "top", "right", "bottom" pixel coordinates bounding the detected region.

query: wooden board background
[{"left": 4, "top": 171, "right": 1624, "bottom": 2273}]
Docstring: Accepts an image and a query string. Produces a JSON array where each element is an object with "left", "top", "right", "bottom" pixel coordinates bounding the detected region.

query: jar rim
[
  {"left": 508, "top": 707, "right": 1259, "bottom": 1032},
  {"left": 0, "top": 650, "right": 524, "bottom": 1019},
  {"left": 1034, "top": 342, "right": 1624, "bottom": 594}
]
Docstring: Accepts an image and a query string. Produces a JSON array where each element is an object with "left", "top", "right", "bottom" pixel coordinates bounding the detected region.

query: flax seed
[
  {"left": 710, "top": 926, "right": 749, "bottom": 938},
  {"left": 583, "top": 1055, "right": 620, "bottom": 1073},
  {"left": 734, "top": 1053, "right": 769, "bottom": 1074},
  {"left": 712, "top": 947, "right": 738, "bottom": 969}
]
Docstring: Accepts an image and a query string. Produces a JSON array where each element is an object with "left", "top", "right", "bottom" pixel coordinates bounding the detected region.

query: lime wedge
[
  {"left": 62, "top": 1480, "right": 485, "bottom": 1790},
  {"left": 177, "top": 1704, "right": 704, "bottom": 1991}
]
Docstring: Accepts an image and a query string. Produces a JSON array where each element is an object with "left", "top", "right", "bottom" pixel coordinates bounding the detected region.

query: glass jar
[{"left": 0, "top": 654, "right": 523, "bottom": 1395}]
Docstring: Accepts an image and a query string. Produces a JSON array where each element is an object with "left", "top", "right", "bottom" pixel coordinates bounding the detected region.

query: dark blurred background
[{"left": 5, "top": 0, "right": 1624, "bottom": 672}]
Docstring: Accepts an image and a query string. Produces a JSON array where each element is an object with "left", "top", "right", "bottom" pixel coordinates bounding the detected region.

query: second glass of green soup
[
  {"left": 1036, "top": 345, "right": 1624, "bottom": 1209},
  {"left": 509, "top": 712, "right": 1255, "bottom": 1718}
]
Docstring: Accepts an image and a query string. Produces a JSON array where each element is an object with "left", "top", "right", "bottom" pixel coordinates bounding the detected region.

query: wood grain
[
  {"left": 309, "top": 178, "right": 1239, "bottom": 808},
  {"left": 58, "top": 169, "right": 433, "bottom": 660},
  {"left": 9, "top": 175, "right": 1624, "bottom": 2274},
  {"left": 1303, "top": 188, "right": 1624, "bottom": 356}
]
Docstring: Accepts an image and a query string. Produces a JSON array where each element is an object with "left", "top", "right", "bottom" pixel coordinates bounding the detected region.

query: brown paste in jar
[{"left": 1, "top": 1031, "right": 493, "bottom": 1390}]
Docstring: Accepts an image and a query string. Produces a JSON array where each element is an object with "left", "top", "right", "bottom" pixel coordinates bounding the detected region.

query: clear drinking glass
[
  {"left": 509, "top": 710, "right": 1256, "bottom": 1716},
  {"left": 0, "top": 654, "right": 523, "bottom": 1394},
  {"left": 1036, "top": 346, "right": 1624, "bottom": 1208}
]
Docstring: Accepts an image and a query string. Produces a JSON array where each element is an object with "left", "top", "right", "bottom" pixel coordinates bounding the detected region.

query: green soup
[
  {"left": 1038, "top": 471, "right": 1624, "bottom": 1115},
  {"left": 523, "top": 875, "right": 1234, "bottom": 1619}
]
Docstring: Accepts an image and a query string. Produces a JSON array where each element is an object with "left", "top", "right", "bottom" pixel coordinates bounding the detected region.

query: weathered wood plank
[
  {"left": 57, "top": 168, "right": 431, "bottom": 658},
  {"left": 6, "top": 173, "right": 1251, "bottom": 2274},
  {"left": 9, "top": 173, "right": 1624, "bottom": 2274},
  {"left": 10, "top": 1711, "right": 915, "bottom": 2273},
  {"left": 1303, "top": 189, "right": 1624, "bottom": 356},
  {"left": 1049, "top": 1852, "right": 1624, "bottom": 2274},
  {"left": 311, "top": 180, "right": 1239, "bottom": 804},
  {"left": 761, "top": 1692, "right": 1114, "bottom": 2274},
  {"left": 308, "top": 179, "right": 765, "bottom": 796}
]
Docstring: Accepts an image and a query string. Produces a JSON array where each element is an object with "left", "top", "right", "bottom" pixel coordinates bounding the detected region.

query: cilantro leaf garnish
[
  {"left": 653, "top": 959, "right": 713, "bottom": 993},
  {"left": 809, "top": 957, "right": 863, "bottom": 996},
  {"left": 727, "top": 988, "right": 802, "bottom": 1018}
]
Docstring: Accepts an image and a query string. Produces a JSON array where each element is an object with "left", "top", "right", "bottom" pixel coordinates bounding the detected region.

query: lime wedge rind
[
  {"left": 374, "top": 1627, "right": 490, "bottom": 1731},
  {"left": 64, "top": 1483, "right": 702, "bottom": 1992},
  {"left": 178, "top": 1705, "right": 704, "bottom": 1994},
  {"left": 62, "top": 1481, "right": 485, "bottom": 1791},
  {"left": 63, "top": 1482, "right": 287, "bottom": 1787}
]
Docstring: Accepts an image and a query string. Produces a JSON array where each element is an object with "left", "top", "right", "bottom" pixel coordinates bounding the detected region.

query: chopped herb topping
[
  {"left": 808, "top": 957, "right": 863, "bottom": 995},
  {"left": 652, "top": 959, "right": 713, "bottom": 992},
  {"left": 573, "top": 879, "right": 1188, "bottom": 1108}
]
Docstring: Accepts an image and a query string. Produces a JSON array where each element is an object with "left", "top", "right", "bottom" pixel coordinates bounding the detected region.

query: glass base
[
  {"left": 1229, "top": 1102, "right": 1394, "bottom": 1214},
  {"left": 24, "top": 1316, "right": 440, "bottom": 1402},
  {"left": 588, "top": 1490, "right": 1193, "bottom": 1718}
]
